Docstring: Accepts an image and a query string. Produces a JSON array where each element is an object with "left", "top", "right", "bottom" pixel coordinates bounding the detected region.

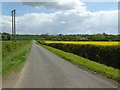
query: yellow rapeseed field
[{"left": 45, "top": 41, "right": 119, "bottom": 46}]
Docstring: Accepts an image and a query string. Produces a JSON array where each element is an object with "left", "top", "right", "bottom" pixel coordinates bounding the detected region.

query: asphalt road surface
[{"left": 15, "top": 41, "right": 118, "bottom": 88}]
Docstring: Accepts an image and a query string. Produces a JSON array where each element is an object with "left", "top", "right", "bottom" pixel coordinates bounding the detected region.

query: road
[{"left": 15, "top": 41, "right": 118, "bottom": 88}]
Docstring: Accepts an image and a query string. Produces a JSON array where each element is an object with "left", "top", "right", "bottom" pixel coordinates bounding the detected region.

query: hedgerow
[{"left": 45, "top": 43, "right": 120, "bottom": 69}]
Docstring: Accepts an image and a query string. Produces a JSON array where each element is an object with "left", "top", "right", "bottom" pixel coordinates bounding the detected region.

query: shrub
[{"left": 46, "top": 43, "right": 120, "bottom": 69}]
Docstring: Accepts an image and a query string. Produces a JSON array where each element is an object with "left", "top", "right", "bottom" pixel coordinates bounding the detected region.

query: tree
[
  {"left": 7, "top": 34, "right": 11, "bottom": 40},
  {"left": 2, "top": 32, "right": 11, "bottom": 40},
  {"left": 92, "top": 34, "right": 106, "bottom": 40}
]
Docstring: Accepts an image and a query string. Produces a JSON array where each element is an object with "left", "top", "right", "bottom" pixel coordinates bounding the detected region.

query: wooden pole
[
  {"left": 11, "top": 9, "right": 16, "bottom": 42},
  {"left": 13, "top": 9, "right": 16, "bottom": 42},
  {"left": 11, "top": 11, "right": 13, "bottom": 41}
]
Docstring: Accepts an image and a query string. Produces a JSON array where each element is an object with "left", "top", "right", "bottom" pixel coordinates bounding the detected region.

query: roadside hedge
[{"left": 45, "top": 43, "right": 120, "bottom": 69}]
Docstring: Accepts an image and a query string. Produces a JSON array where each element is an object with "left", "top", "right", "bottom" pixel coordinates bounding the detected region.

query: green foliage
[
  {"left": 1, "top": 32, "right": 39, "bottom": 41},
  {"left": 37, "top": 43, "right": 119, "bottom": 82},
  {"left": 16, "top": 35, "right": 39, "bottom": 40},
  {"left": 1, "top": 32, "right": 119, "bottom": 41},
  {"left": 39, "top": 33, "right": 119, "bottom": 41},
  {"left": 91, "top": 34, "right": 106, "bottom": 40},
  {"left": 2, "top": 41, "right": 30, "bottom": 57},
  {"left": 2, "top": 41, "right": 32, "bottom": 76},
  {"left": 7, "top": 34, "right": 12, "bottom": 40},
  {"left": 45, "top": 43, "right": 120, "bottom": 69},
  {"left": 2, "top": 32, "right": 12, "bottom": 40}
]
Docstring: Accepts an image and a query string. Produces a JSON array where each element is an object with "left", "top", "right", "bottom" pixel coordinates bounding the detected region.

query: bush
[{"left": 46, "top": 43, "right": 120, "bottom": 69}]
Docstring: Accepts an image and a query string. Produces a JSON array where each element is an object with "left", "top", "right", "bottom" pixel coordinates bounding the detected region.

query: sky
[{"left": 1, "top": 0, "right": 118, "bottom": 35}]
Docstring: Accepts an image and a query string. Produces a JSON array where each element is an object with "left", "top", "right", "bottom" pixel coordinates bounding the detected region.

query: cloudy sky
[{"left": 1, "top": 0, "right": 118, "bottom": 34}]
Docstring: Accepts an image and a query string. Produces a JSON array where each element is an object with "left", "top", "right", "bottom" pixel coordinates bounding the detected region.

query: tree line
[
  {"left": 39, "top": 33, "right": 119, "bottom": 41},
  {"left": 1, "top": 32, "right": 119, "bottom": 41}
]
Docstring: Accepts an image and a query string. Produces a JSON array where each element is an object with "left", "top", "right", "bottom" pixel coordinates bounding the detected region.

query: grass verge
[
  {"left": 2, "top": 41, "right": 32, "bottom": 77},
  {"left": 37, "top": 42, "right": 120, "bottom": 82},
  {"left": 0, "top": 42, "right": 2, "bottom": 75}
]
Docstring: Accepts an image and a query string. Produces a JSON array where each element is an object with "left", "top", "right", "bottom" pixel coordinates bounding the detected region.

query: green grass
[
  {"left": 16, "top": 35, "right": 39, "bottom": 40},
  {"left": 2, "top": 41, "right": 32, "bottom": 77},
  {"left": 37, "top": 42, "right": 120, "bottom": 82},
  {"left": 0, "top": 42, "right": 2, "bottom": 75}
]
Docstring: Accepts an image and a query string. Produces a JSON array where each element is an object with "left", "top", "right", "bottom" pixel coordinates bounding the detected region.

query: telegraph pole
[
  {"left": 13, "top": 9, "right": 16, "bottom": 42},
  {"left": 11, "top": 9, "right": 16, "bottom": 42},
  {"left": 11, "top": 10, "right": 13, "bottom": 41}
]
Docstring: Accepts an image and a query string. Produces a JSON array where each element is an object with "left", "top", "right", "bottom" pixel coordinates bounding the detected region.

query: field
[
  {"left": 43, "top": 41, "right": 120, "bottom": 69},
  {"left": 45, "top": 41, "right": 119, "bottom": 46},
  {"left": 16, "top": 35, "right": 39, "bottom": 40},
  {"left": 2, "top": 41, "right": 32, "bottom": 76}
]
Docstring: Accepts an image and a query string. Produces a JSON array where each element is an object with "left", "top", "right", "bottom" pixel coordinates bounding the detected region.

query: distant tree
[
  {"left": 2, "top": 33, "right": 7, "bottom": 40},
  {"left": 7, "top": 34, "right": 11, "bottom": 40},
  {"left": 92, "top": 34, "right": 106, "bottom": 40},
  {"left": 2, "top": 32, "right": 11, "bottom": 40},
  {"left": 39, "top": 33, "right": 118, "bottom": 41}
]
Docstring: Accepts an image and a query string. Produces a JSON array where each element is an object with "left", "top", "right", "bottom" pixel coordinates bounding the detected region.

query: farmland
[
  {"left": 1, "top": 33, "right": 39, "bottom": 41},
  {"left": 43, "top": 41, "right": 120, "bottom": 68},
  {"left": 16, "top": 35, "right": 39, "bottom": 40},
  {"left": 2, "top": 41, "right": 32, "bottom": 76},
  {"left": 44, "top": 41, "right": 119, "bottom": 46}
]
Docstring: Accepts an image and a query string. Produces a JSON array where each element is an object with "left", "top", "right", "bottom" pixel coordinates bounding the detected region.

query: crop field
[
  {"left": 42, "top": 40, "right": 120, "bottom": 69},
  {"left": 2, "top": 41, "right": 32, "bottom": 76},
  {"left": 45, "top": 41, "right": 119, "bottom": 46},
  {"left": 16, "top": 35, "right": 39, "bottom": 40}
]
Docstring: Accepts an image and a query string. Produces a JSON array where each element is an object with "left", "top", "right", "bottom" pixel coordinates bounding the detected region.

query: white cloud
[
  {"left": 61, "top": 21, "right": 66, "bottom": 24},
  {"left": 2, "top": 16, "right": 12, "bottom": 33},
  {"left": 1, "top": 0, "right": 118, "bottom": 34},
  {"left": 22, "top": 0, "right": 86, "bottom": 11},
  {"left": 1, "top": 9, "right": 118, "bottom": 34}
]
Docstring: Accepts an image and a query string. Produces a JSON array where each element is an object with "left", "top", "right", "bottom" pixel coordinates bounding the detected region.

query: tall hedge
[{"left": 46, "top": 43, "right": 120, "bottom": 69}]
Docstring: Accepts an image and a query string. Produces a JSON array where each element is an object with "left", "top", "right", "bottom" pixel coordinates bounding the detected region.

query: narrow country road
[{"left": 15, "top": 41, "right": 118, "bottom": 88}]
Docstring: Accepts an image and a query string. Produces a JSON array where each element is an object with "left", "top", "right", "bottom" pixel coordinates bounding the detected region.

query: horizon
[{"left": 1, "top": 32, "right": 119, "bottom": 35}]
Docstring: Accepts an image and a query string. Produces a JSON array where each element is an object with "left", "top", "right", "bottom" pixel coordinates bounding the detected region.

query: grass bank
[
  {"left": 2, "top": 41, "right": 32, "bottom": 77},
  {"left": 37, "top": 42, "right": 119, "bottom": 82},
  {"left": 0, "top": 42, "right": 2, "bottom": 75}
]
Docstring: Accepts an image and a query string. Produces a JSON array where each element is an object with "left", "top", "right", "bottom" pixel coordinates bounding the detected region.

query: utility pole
[
  {"left": 11, "top": 9, "right": 16, "bottom": 42},
  {"left": 13, "top": 9, "right": 16, "bottom": 42},
  {"left": 11, "top": 10, "right": 13, "bottom": 41}
]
